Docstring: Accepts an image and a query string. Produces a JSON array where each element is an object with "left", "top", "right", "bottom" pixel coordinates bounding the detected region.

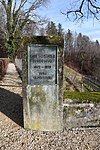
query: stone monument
[{"left": 22, "top": 36, "right": 64, "bottom": 131}]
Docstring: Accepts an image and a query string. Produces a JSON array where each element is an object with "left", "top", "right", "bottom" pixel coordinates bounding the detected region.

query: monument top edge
[{"left": 28, "top": 44, "right": 58, "bottom": 47}]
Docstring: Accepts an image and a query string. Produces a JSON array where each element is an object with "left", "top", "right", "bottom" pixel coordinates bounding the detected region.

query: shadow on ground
[{"left": 0, "top": 87, "right": 23, "bottom": 127}]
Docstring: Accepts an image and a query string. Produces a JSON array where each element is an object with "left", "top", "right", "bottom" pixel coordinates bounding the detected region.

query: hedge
[{"left": 64, "top": 91, "right": 100, "bottom": 103}]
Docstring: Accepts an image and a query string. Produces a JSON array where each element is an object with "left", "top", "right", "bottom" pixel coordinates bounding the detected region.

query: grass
[{"left": 64, "top": 92, "right": 100, "bottom": 103}]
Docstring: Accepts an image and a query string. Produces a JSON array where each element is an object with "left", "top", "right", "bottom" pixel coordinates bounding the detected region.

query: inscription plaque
[{"left": 28, "top": 45, "right": 57, "bottom": 85}]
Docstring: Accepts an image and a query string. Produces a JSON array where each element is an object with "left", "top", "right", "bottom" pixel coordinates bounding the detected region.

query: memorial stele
[{"left": 22, "top": 41, "right": 63, "bottom": 131}]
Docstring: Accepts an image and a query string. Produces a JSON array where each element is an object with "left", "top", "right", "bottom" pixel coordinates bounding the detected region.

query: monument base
[{"left": 23, "top": 85, "right": 62, "bottom": 131}]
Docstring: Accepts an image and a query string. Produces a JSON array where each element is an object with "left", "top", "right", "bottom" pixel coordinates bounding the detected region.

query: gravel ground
[{"left": 0, "top": 63, "right": 100, "bottom": 150}]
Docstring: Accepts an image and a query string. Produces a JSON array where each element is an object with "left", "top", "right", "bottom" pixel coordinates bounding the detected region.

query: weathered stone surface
[
  {"left": 24, "top": 85, "right": 61, "bottom": 131},
  {"left": 63, "top": 104, "right": 100, "bottom": 128},
  {"left": 22, "top": 38, "right": 64, "bottom": 131}
]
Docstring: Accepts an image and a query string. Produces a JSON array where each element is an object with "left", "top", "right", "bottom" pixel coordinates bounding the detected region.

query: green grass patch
[{"left": 64, "top": 92, "right": 100, "bottom": 103}]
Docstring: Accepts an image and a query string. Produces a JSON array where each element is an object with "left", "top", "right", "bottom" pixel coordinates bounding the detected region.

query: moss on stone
[{"left": 30, "top": 86, "right": 46, "bottom": 103}]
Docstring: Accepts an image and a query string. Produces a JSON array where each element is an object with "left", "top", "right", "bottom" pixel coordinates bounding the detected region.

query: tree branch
[
  {"left": 62, "top": 0, "right": 100, "bottom": 21},
  {"left": 0, "top": 0, "right": 7, "bottom": 10}
]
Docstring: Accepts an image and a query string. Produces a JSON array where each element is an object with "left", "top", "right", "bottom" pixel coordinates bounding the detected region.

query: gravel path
[{"left": 0, "top": 63, "right": 100, "bottom": 150}]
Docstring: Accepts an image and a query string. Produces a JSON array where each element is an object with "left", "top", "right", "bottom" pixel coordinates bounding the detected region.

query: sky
[{"left": 37, "top": 0, "right": 100, "bottom": 42}]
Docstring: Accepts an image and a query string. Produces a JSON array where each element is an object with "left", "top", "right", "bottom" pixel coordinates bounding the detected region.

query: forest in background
[{"left": 64, "top": 29, "right": 100, "bottom": 83}]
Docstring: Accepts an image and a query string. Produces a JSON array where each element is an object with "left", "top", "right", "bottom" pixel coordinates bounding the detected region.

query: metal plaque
[{"left": 28, "top": 45, "right": 57, "bottom": 85}]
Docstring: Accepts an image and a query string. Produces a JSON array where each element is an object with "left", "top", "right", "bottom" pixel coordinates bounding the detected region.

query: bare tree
[
  {"left": 0, "top": 5, "right": 6, "bottom": 39},
  {"left": 62, "top": 0, "right": 100, "bottom": 21},
  {"left": 0, "top": 0, "right": 48, "bottom": 57}
]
